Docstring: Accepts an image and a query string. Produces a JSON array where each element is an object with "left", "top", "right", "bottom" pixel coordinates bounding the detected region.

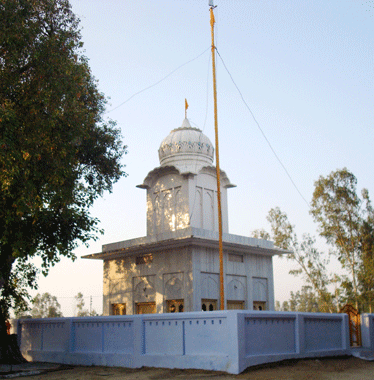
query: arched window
[
  {"left": 166, "top": 299, "right": 184, "bottom": 313},
  {"left": 201, "top": 299, "right": 217, "bottom": 311}
]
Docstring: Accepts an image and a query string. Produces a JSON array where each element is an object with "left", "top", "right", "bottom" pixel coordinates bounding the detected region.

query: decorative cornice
[
  {"left": 137, "top": 165, "right": 180, "bottom": 189},
  {"left": 159, "top": 140, "right": 213, "bottom": 160},
  {"left": 137, "top": 164, "right": 236, "bottom": 190},
  {"left": 82, "top": 227, "right": 289, "bottom": 261}
]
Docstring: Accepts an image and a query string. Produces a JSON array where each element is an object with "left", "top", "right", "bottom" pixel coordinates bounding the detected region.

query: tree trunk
[
  {"left": 0, "top": 334, "right": 27, "bottom": 365},
  {"left": 0, "top": 252, "right": 27, "bottom": 364},
  {"left": 0, "top": 309, "right": 27, "bottom": 364}
]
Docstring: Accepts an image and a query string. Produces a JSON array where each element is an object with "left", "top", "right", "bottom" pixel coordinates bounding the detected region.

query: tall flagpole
[{"left": 210, "top": 2, "right": 224, "bottom": 310}]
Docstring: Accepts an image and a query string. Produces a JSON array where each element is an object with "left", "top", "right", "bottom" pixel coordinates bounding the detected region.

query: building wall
[
  {"left": 145, "top": 170, "right": 229, "bottom": 237},
  {"left": 103, "top": 248, "right": 193, "bottom": 316},
  {"left": 192, "top": 247, "right": 275, "bottom": 311},
  {"left": 189, "top": 171, "right": 229, "bottom": 233},
  {"left": 247, "top": 254, "right": 275, "bottom": 311},
  {"left": 146, "top": 173, "right": 189, "bottom": 236},
  {"left": 103, "top": 243, "right": 275, "bottom": 315}
]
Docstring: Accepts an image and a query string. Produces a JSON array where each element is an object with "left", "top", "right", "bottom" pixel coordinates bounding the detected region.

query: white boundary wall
[
  {"left": 361, "top": 313, "right": 374, "bottom": 351},
  {"left": 18, "top": 310, "right": 350, "bottom": 374}
]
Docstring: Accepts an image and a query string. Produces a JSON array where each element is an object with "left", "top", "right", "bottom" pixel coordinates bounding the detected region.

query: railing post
[{"left": 295, "top": 313, "right": 304, "bottom": 356}]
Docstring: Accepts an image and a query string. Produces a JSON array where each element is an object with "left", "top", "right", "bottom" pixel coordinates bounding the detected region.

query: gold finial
[{"left": 185, "top": 98, "right": 189, "bottom": 119}]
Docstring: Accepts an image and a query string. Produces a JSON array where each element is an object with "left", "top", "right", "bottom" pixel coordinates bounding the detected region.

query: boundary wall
[
  {"left": 361, "top": 313, "right": 374, "bottom": 351},
  {"left": 18, "top": 310, "right": 350, "bottom": 374}
]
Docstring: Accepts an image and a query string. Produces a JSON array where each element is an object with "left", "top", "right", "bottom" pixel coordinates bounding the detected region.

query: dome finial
[{"left": 185, "top": 98, "right": 189, "bottom": 119}]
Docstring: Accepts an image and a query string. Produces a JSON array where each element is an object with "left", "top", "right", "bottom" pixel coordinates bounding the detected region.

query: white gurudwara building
[{"left": 85, "top": 118, "right": 283, "bottom": 315}]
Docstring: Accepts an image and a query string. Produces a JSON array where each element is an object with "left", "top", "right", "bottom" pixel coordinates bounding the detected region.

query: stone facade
[{"left": 84, "top": 118, "right": 284, "bottom": 315}]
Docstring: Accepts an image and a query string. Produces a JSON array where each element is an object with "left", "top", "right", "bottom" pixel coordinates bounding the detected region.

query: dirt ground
[{"left": 2, "top": 357, "right": 374, "bottom": 380}]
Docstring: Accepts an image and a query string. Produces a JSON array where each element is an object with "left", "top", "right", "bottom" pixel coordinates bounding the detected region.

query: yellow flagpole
[{"left": 210, "top": 3, "right": 224, "bottom": 310}]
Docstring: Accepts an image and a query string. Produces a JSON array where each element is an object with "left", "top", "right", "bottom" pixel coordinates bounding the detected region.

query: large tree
[
  {"left": 74, "top": 292, "right": 97, "bottom": 316},
  {"left": 0, "top": 0, "right": 126, "bottom": 362},
  {"left": 254, "top": 208, "right": 335, "bottom": 312},
  {"left": 310, "top": 168, "right": 374, "bottom": 309},
  {"left": 31, "top": 293, "right": 62, "bottom": 318},
  {"left": 359, "top": 189, "right": 374, "bottom": 311}
]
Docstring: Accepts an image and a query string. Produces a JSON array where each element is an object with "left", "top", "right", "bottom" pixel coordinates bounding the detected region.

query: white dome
[{"left": 158, "top": 119, "right": 214, "bottom": 174}]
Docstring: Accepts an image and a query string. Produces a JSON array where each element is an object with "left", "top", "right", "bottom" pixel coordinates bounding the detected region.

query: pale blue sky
[{"left": 30, "top": 1, "right": 373, "bottom": 315}]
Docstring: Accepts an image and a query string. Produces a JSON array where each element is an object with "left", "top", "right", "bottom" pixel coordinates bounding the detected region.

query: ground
[{"left": 1, "top": 357, "right": 374, "bottom": 380}]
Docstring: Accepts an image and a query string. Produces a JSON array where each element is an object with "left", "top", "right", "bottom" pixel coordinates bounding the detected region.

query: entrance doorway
[
  {"left": 340, "top": 304, "right": 361, "bottom": 346},
  {"left": 136, "top": 302, "right": 156, "bottom": 314}
]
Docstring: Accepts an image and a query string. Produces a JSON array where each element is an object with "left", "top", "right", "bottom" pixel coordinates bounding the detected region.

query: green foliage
[
  {"left": 74, "top": 292, "right": 97, "bottom": 317},
  {"left": 359, "top": 189, "right": 374, "bottom": 309},
  {"left": 31, "top": 292, "right": 62, "bottom": 318},
  {"left": 281, "top": 286, "right": 324, "bottom": 312},
  {"left": 310, "top": 168, "right": 374, "bottom": 309},
  {"left": 251, "top": 228, "right": 270, "bottom": 241},
  {"left": 0, "top": 0, "right": 126, "bottom": 327},
  {"left": 10, "top": 260, "right": 39, "bottom": 318},
  {"left": 276, "top": 287, "right": 336, "bottom": 313},
  {"left": 269, "top": 168, "right": 374, "bottom": 313},
  {"left": 75, "top": 292, "right": 86, "bottom": 316},
  {"left": 263, "top": 207, "right": 334, "bottom": 312}
]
